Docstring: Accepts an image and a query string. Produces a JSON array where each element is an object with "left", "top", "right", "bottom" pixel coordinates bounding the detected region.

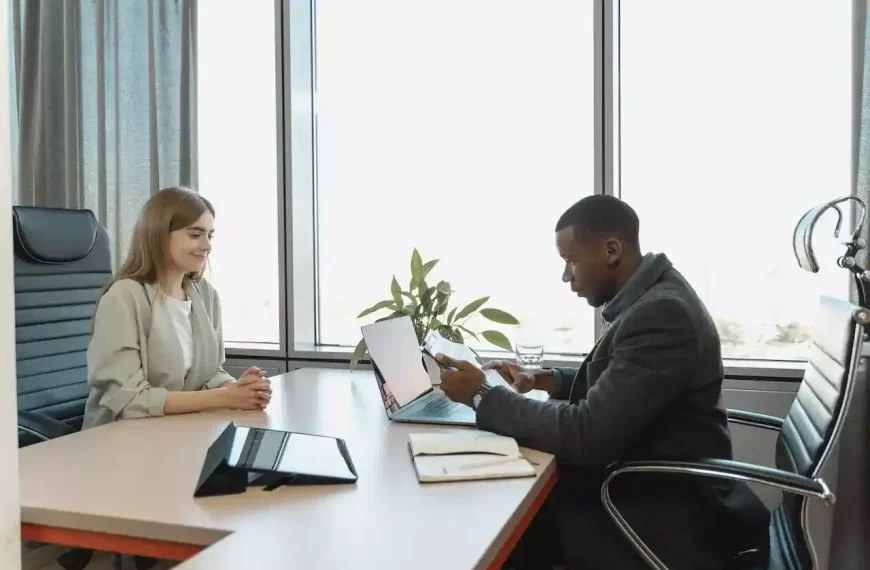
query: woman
[{"left": 83, "top": 186, "right": 271, "bottom": 429}]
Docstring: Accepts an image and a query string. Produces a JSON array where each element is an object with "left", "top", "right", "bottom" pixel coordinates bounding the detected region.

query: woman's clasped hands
[{"left": 220, "top": 366, "right": 272, "bottom": 410}]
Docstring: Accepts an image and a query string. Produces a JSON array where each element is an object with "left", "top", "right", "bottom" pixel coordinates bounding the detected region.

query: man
[{"left": 437, "top": 195, "right": 770, "bottom": 570}]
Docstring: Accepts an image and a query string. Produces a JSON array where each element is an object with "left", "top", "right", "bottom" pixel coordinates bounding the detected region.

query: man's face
[{"left": 556, "top": 227, "right": 622, "bottom": 307}]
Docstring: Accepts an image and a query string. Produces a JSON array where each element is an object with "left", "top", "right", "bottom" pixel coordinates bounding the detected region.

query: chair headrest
[
  {"left": 792, "top": 196, "right": 866, "bottom": 273},
  {"left": 792, "top": 204, "right": 826, "bottom": 273},
  {"left": 13, "top": 206, "right": 100, "bottom": 264}
]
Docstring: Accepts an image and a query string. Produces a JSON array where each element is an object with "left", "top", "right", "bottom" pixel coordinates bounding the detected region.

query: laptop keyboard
[{"left": 421, "top": 394, "right": 459, "bottom": 417}]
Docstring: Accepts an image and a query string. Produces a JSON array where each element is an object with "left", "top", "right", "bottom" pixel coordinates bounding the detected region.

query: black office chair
[
  {"left": 601, "top": 295, "right": 865, "bottom": 570},
  {"left": 600, "top": 197, "right": 870, "bottom": 570},
  {"left": 13, "top": 206, "right": 115, "bottom": 570},
  {"left": 14, "top": 206, "right": 112, "bottom": 446}
]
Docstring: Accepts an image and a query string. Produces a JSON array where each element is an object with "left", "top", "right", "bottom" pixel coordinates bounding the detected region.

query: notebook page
[
  {"left": 413, "top": 454, "right": 535, "bottom": 482},
  {"left": 409, "top": 431, "right": 521, "bottom": 457}
]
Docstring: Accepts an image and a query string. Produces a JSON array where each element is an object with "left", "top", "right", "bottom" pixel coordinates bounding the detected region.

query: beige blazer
[{"left": 83, "top": 278, "right": 235, "bottom": 429}]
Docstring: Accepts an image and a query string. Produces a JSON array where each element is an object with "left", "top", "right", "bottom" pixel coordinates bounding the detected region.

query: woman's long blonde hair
[{"left": 105, "top": 186, "right": 215, "bottom": 295}]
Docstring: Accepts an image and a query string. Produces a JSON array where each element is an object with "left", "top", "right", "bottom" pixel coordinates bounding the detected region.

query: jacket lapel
[{"left": 186, "top": 281, "right": 218, "bottom": 388}]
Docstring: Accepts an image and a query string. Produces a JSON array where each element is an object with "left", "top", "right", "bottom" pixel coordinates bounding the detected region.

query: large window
[
  {"left": 233, "top": 0, "right": 860, "bottom": 372},
  {"left": 198, "top": 0, "right": 282, "bottom": 349},
  {"left": 618, "top": 0, "right": 852, "bottom": 360},
  {"left": 312, "top": 0, "right": 597, "bottom": 355}
]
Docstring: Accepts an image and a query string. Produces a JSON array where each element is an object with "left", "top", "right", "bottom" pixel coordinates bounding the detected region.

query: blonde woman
[{"left": 83, "top": 187, "right": 271, "bottom": 429}]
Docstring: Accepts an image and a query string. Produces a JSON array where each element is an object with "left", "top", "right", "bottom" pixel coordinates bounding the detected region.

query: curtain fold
[{"left": 9, "top": 0, "right": 197, "bottom": 264}]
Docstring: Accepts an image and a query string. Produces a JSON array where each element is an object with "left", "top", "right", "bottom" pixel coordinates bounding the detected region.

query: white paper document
[
  {"left": 421, "top": 330, "right": 481, "bottom": 367},
  {"left": 421, "top": 331, "right": 517, "bottom": 392}
]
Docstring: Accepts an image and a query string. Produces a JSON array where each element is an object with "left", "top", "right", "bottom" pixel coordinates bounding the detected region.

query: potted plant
[{"left": 350, "top": 249, "right": 520, "bottom": 369}]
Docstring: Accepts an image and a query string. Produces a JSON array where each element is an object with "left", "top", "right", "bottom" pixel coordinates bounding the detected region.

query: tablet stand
[
  {"left": 193, "top": 422, "right": 250, "bottom": 498},
  {"left": 193, "top": 422, "right": 358, "bottom": 498}
]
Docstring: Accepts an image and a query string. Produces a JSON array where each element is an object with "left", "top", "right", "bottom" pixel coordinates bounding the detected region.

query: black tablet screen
[{"left": 227, "top": 426, "right": 355, "bottom": 480}]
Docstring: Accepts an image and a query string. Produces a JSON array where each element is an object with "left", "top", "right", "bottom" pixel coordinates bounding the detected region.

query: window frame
[{"left": 226, "top": 0, "right": 809, "bottom": 381}]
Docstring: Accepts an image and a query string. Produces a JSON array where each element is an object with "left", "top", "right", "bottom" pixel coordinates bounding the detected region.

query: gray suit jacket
[{"left": 476, "top": 253, "right": 770, "bottom": 570}]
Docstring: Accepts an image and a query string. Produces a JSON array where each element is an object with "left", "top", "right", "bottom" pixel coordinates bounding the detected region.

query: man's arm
[
  {"left": 548, "top": 367, "right": 583, "bottom": 400},
  {"left": 475, "top": 298, "right": 700, "bottom": 468}
]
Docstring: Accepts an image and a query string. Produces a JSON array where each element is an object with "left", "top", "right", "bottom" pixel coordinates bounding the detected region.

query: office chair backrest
[
  {"left": 13, "top": 206, "right": 112, "bottom": 437},
  {"left": 774, "top": 295, "right": 867, "bottom": 568}
]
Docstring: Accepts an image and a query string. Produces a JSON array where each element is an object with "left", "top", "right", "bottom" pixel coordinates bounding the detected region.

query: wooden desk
[{"left": 19, "top": 369, "right": 557, "bottom": 569}]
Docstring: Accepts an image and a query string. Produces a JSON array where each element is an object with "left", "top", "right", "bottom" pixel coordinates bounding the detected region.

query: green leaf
[
  {"left": 438, "top": 326, "right": 463, "bottom": 344},
  {"left": 455, "top": 296, "right": 489, "bottom": 320},
  {"left": 435, "top": 299, "right": 449, "bottom": 316},
  {"left": 430, "top": 318, "right": 444, "bottom": 330},
  {"left": 350, "top": 338, "right": 367, "bottom": 370},
  {"left": 479, "top": 308, "right": 520, "bottom": 325},
  {"left": 481, "top": 330, "right": 513, "bottom": 351},
  {"left": 434, "top": 281, "right": 450, "bottom": 315},
  {"left": 447, "top": 307, "right": 457, "bottom": 324},
  {"left": 399, "top": 290, "right": 417, "bottom": 303},
  {"left": 457, "top": 325, "right": 479, "bottom": 341},
  {"left": 410, "top": 249, "right": 424, "bottom": 282},
  {"left": 390, "top": 276, "right": 403, "bottom": 309},
  {"left": 357, "top": 300, "right": 394, "bottom": 318},
  {"left": 422, "top": 259, "right": 439, "bottom": 279},
  {"left": 419, "top": 281, "right": 434, "bottom": 312}
]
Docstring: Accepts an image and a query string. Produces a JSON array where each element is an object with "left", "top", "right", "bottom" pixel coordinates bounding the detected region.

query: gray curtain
[{"left": 9, "top": 0, "right": 197, "bottom": 264}]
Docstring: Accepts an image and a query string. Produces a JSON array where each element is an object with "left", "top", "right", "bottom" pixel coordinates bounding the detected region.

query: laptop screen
[{"left": 361, "top": 316, "right": 432, "bottom": 408}]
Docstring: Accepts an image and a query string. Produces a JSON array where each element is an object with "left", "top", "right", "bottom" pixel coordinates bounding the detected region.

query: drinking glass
[{"left": 515, "top": 343, "right": 544, "bottom": 369}]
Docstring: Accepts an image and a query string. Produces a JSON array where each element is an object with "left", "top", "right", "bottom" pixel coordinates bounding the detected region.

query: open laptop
[{"left": 361, "top": 316, "right": 476, "bottom": 427}]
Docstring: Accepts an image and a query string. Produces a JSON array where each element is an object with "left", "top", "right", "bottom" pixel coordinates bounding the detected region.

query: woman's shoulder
[
  {"left": 95, "top": 279, "right": 151, "bottom": 323},
  {"left": 102, "top": 278, "right": 149, "bottom": 302}
]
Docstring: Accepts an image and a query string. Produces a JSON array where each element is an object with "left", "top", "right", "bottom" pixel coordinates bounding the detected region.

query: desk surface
[{"left": 19, "top": 368, "right": 556, "bottom": 570}]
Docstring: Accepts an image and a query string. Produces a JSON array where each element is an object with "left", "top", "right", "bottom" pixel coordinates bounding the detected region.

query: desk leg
[
  {"left": 487, "top": 470, "right": 559, "bottom": 570},
  {"left": 20, "top": 524, "right": 205, "bottom": 561}
]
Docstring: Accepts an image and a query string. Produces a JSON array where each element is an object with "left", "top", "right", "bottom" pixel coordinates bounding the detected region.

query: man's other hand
[{"left": 482, "top": 360, "right": 536, "bottom": 393}]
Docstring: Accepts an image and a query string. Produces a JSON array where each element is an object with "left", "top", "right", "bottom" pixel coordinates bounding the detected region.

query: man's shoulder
[
  {"left": 618, "top": 271, "right": 714, "bottom": 340},
  {"left": 640, "top": 267, "right": 709, "bottom": 318}
]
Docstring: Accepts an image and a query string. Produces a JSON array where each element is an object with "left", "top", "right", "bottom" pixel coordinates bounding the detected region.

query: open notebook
[{"left": 408, "top": 430, "right": 536, "bottom": 483}]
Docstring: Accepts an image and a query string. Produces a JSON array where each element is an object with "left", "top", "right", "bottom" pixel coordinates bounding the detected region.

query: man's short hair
[{"left": 555, "top": 195, "right": 640, "bottom": 247}]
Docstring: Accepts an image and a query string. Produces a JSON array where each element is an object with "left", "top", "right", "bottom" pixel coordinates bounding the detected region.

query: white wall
[{"left": 0, "top": 0, "right": 22, "bottom": 568}]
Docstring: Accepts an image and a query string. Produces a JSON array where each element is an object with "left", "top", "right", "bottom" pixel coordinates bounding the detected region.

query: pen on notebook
[{"left": 459, "top": 456, "right": 526, "bottom": 471}]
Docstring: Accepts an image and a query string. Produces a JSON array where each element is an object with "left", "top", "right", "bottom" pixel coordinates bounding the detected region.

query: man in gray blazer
[{"left": 437, "top": 195, "right": 770, "bottom": 570}]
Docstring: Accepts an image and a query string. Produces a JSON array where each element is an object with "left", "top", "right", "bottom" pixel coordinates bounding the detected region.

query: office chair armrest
[
  {"left": 18, "top": 411, "right": 76, "bottom": 445},
  {"left": 600, "top": 458, "right": 834, "bottom": 570},
  {"left": 726, "top": 409, "right": 784, "bottom": 431},
  {"left": 605, "top": 458, "right": 832, "bottom": 503}
]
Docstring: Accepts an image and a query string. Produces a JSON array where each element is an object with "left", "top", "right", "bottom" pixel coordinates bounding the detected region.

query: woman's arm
[{"left": 164, "top": 389, "right": 229, "bottom": 414}]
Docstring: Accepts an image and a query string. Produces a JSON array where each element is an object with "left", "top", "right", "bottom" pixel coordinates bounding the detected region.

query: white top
[{"left": 165, "top": 296, "right": 194, "bottom": 376}]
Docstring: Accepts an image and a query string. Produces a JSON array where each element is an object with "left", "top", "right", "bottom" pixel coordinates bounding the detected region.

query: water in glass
[{"left": 515, "top": 343, "right": 544, "bottom": 369}]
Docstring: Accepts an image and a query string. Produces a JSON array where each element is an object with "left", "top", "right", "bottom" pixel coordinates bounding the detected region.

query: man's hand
[
  {"left": 482, "top": 360, "right": 537, "bottom": 393},
  {"left": 436, "top": 354, "right": 485, "bottom": 407}
]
